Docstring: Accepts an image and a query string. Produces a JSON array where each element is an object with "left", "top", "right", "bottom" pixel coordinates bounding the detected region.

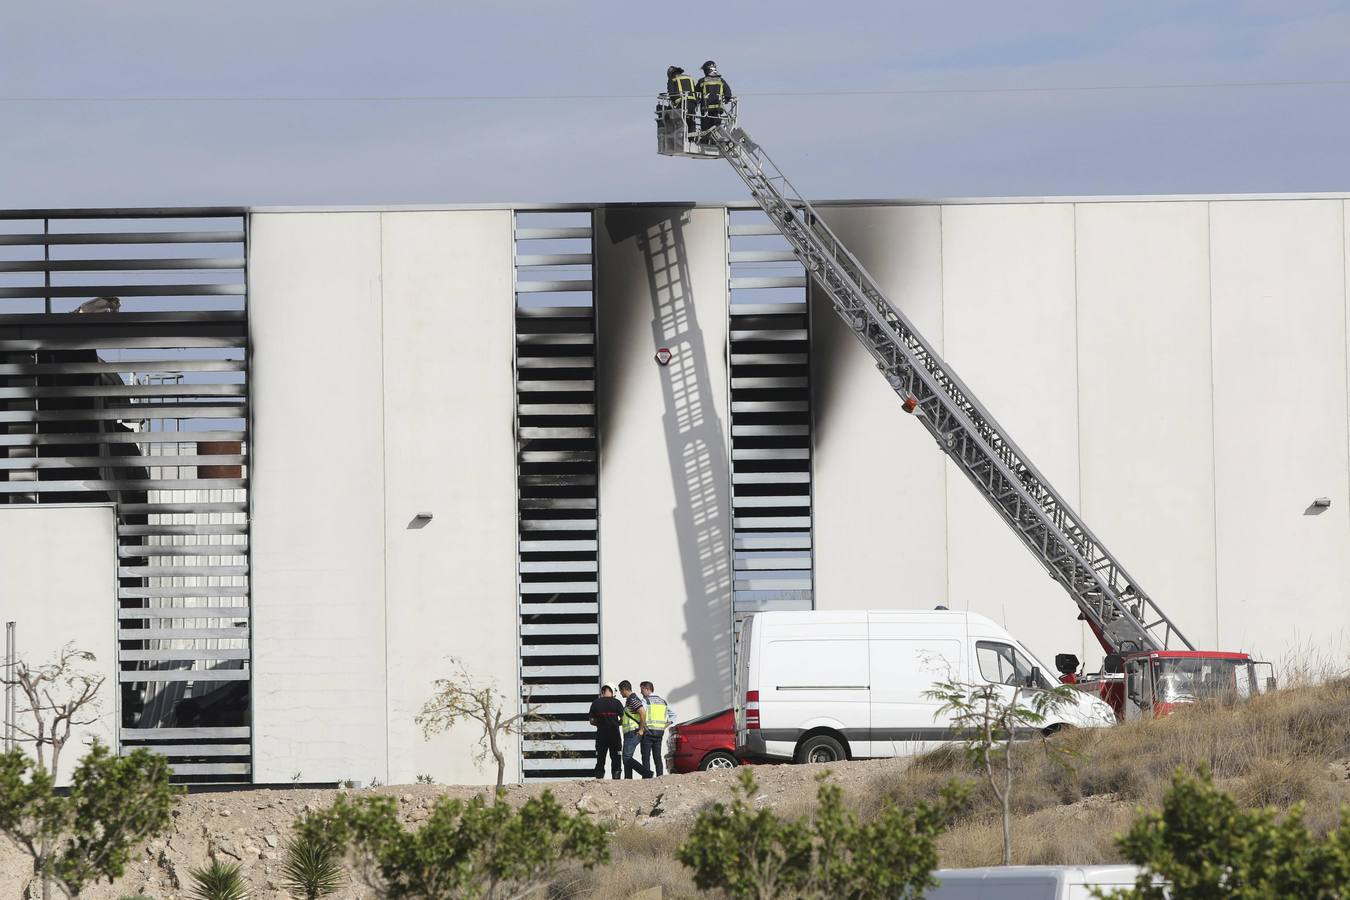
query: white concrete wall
[
  {"left": 1209, "top": 200, "right": 1350, "bottom": 667},
  {"left": 594, "top": 206, "right": 733, "bottom": 721},
  {"left": 939, "top": 204, "right": 1087, "bottom": 661},
  {"left": 1075, "top": 202, "right": 1218, "bottom": 649},
  {"left": 241, "top": 196, "right": 1350, "bottom": 785},
  {"left": 816, "top": 197, "right": 1350, "bottom": 674},
  {"left": 0, "top": 504, "right": 118, "bottom": 785},
  {"left": 250, "top": 212, "right": 388, "bottom": 784},
  {"left": 810, "top": 205, "right": 948, "bottom": 611},
  {"left": 380, "top": 211, "right": 518, "bottom": 786},
  {"left": 250, "top": 210, "right": 518, "bottom": 785}
]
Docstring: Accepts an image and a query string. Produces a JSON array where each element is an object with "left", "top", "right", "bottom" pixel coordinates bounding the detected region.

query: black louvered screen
[{"left": 0, "top": 209, "right": 251, "bottom": 783}]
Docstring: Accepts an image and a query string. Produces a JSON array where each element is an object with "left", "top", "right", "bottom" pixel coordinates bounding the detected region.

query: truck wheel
[
  {"left": 699, "top": 751, "right": 739, "bottom": 771},
  {"left": 795, "top": 734, "right": 845, "bottom": 764}
]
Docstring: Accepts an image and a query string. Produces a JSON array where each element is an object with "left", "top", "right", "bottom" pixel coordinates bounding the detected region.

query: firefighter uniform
[
  {"left": 696, "top": 69, "right": 733, "bottom": 131},
  {"left": 666, "top": 67, "right": 697, "bottom": 135},
  {"left": 589, "top": 689, "right": 624, "bottom": 779}
]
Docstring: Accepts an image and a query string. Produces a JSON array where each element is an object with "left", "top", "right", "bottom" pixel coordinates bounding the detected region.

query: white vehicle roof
[
  {"left": 930, "top": 865, "right": 1145, "bottom": 897},
  {"left": 748, "top": 608, "right": 1007, "bottom": 631}
]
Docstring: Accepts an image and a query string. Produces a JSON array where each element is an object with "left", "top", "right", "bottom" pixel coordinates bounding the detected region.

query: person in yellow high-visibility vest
[
  {"left": 639, "top": 681, "right": 674, "bottom": 777},
  {"left": 695, "top": 60, "right": 734, "bottom": 136},
  {"left": 618, "top": 680, "right": 653, "bottom": 779},
  {"left": 666, "top": 65, "right": 697, "bottom": 136}
]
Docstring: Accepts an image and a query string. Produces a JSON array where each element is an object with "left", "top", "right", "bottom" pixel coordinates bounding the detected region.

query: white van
[
  {"left": 927, "top": 865, "right": 1154, "bottom": 899},
  {"left": 734, "top": 610, "right": 1117, "bottom": 763}
]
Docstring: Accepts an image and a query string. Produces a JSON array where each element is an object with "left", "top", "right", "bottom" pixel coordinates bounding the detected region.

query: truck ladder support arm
[{"left": 706, "top": 123, "right": 1193, "bottom": 655}]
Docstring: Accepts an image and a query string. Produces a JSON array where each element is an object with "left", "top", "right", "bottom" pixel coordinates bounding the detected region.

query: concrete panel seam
[
  {"left": 1341, "top": 200, "right": 1350, "bottom": 588},
  {"left": 938, "top": 204, "right": 951, "bottom": 609},
  {"left": 379, "top": 213, "right": 391, "bottom": 787},
  {"left": 1071, "top": 203, "right": 1086, "bottom": 658},
  {"left": 1206, "top": 202, "right": 1221, "bottom": 646},
  {"left": 510, "top": 211, "right": 523, "bottom": 780}
]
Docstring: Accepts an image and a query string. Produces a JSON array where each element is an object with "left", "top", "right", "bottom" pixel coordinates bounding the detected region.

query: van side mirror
[{"left": 1028, "top": 667, "right": 1041, "bottom": 689}]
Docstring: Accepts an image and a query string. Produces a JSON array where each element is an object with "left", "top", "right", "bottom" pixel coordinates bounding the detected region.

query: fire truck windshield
[{"left": 1151, "top": 657, "right": 1254, "bottom": 704}]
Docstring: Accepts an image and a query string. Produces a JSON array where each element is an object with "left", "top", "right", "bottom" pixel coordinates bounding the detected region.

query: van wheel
[
  {"left": 699, "top": 751, "right": 739, "bottom": 771},
  {"left": 795, "top": 734, "right": 845, "bottom": 764}
]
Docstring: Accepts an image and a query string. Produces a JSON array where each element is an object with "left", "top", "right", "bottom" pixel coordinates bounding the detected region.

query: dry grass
[
  {"left": 549, "top": 679, "right": 1350, "bottom": 890},
  {"left": 865, "top": 677, "right": 1350, "bottom": 867},
  {"left": 552, "top": 823, "right": 699, "bottom": 900}
]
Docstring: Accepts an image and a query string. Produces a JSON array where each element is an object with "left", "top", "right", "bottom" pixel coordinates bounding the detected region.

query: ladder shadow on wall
[{"left": 603, "top": 209, "right": 733, "bottom": 714}]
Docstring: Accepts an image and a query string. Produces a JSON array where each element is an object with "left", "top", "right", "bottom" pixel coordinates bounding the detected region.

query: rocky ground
[
  {"left": 0, "top": 758, "right": 908, "bottom": 899},
  {"left": 6, "top": 680, "right": 1348, "bottom": 898}
]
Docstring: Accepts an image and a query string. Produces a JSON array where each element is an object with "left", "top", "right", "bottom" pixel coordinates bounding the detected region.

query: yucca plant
[
  {"left": 189, "top": 859, "right": 250, "bottom": 900},
  {"left": 280, "top": 832, "right": 345, "bottom": 899}
]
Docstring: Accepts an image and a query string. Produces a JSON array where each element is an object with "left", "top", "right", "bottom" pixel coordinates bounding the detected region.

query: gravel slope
[{"left": 0, "top": 758, "right": 910, "bottom": 899}]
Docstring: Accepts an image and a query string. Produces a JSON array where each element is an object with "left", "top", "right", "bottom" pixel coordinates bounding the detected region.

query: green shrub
[
  {"left": 298, "top": 789, "right": 608, "bottom": 899},
  {"left": 189, "top": 859, "right": 249, "bottom": 900},
  {"left": 280, "top": 829, "right": 344, "bottom": 899},
  {"left": 1110, "top": 765, "right": 1350, "bottom": 898},
  {"left": 0, "top": 741, "right": 180, "bottom": 898},
  {"left": 677, "top": 768, "right": 966, "bottom": 900}
]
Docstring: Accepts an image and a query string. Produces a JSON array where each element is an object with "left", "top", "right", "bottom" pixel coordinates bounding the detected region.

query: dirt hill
[{"left": 3, "top": 678, "right": 1347, "bottom": 899}]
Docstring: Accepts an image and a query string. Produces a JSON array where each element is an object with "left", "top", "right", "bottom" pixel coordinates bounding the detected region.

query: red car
[{"left": 668, "top": 708, "right": 740, "bottom": 773}]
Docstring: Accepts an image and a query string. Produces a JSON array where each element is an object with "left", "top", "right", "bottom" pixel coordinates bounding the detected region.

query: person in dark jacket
[
  {"left": 696, "top": 60, "right": 734, "bottom": 133},
  {"left": 589, "top": 683, "right": 624, "bottom": 779},
  {"left": 666, "top": 65, "right": 697, "bottom": 135}
]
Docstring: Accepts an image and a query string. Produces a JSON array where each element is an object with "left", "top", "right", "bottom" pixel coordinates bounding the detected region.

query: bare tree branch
[
  {"left": 415, "top": 657, "right": 558, "bottom": 789},
  {"left": 0, "top": 642, "right": 105, "bottom": 783}
]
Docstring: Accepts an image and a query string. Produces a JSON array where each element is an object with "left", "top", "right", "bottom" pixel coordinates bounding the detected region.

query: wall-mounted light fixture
[
  {"left": 413, "top": 512, "right": 434, "bottom": 522},
  {"left": 1312, "top": 497, "right": 1332, "bottom": 509}
]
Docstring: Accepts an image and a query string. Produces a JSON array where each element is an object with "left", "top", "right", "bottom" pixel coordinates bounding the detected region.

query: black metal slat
[
  {"left": 0, "top": 231, "right": 244, "bottom": 246},
  {"left": 0, "top": 284, "right": 245, "bottom": 299},
  {"left": 0, "top": 258, "right": 245, "bottom": 273}
]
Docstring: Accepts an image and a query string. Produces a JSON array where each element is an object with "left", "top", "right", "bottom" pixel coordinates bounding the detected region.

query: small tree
[
  {"left": 677, "top": 768, "right": 966, "bottom": 900},
  {"left": 415, "top": 659, "right": 551, "bottom": 789},
  {"left": 926, "top": 679, "right": 1077, "bottom": 865},
  {"left": 1, "top": 644, "right": 104, "bottom": 783},
  {"left": 0, "top": 741, "right": 180, "bottom": 899},
  {"left": 297, "top": 790, "right": 609, "bottom": 900},
  {"left": 1108, "top": 766, "right": 1350, "bottom": 899}
]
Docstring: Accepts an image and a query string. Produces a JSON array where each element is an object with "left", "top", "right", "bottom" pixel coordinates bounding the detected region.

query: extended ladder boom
[{"left": 705, "top": 122, "right": 1191, "bottom": 655}]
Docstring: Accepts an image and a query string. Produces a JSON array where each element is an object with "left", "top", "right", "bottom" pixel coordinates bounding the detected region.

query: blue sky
[{"left": 3, "top": 0, "right": 1349, "bottom": 207}]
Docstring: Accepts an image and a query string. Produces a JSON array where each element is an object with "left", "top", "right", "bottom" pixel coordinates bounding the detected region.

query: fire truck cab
[{"left": 1097, "top": 650, "right": 1276, "bottom": 721}]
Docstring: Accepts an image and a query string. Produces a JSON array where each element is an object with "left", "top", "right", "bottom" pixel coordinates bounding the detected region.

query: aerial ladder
[{"left": 656, "top": 99, "right": 1274, "bottom": 719}]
